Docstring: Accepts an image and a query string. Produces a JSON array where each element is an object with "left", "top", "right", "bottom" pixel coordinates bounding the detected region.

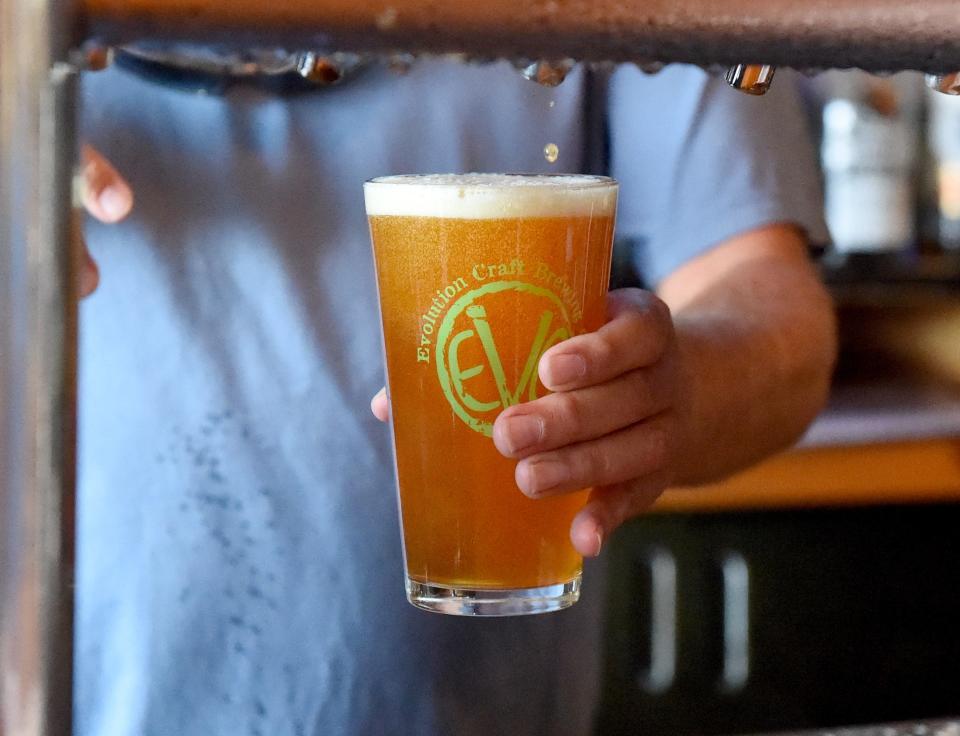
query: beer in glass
[{"left": 365, "top": 173, "right": 617, "bottom": 615}]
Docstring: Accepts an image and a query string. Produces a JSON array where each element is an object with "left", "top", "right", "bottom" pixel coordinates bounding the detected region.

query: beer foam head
[{"left": 364, "top": 173, "right": 617, "bottom": 219}]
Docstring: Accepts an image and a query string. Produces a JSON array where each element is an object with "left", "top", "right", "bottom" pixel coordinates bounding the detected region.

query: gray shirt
[{"left": 77, "top": 59, "right": 825, "bottom": 736}]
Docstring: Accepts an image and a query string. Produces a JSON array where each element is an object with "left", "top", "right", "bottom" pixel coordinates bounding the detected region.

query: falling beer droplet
[{"left": 544, "top": 143, "right": 559, "bottom": 164}]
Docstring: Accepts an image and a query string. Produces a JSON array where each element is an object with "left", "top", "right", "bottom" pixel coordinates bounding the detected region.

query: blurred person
[{"left": 76, "top": 55, "right": 835, "bottom": 735}]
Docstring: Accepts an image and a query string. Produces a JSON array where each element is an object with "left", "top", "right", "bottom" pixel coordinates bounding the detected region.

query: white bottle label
[{"left": 826, "top": 174, "right": 913, "bottom": 252}]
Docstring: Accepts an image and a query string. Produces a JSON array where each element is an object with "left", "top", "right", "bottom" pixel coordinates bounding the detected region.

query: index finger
[
  {"left": 538, "top": 288, "right": 673, "bottom": 392},
  {"left": 80, "top": 145, "right": 134, "bottom": 224}
]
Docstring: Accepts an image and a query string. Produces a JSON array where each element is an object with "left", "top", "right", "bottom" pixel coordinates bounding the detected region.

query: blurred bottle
[
  {"left": 820, "top": 72, "right": 921, "bottom": 265},
  {"left": 926, "top": 89, "right": 960, "bottom": 250}
]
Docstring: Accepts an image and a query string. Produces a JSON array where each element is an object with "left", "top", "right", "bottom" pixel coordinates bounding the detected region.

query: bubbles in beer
[
  {"left": 517, "top": 59, "right": 575, "bottom": 87},
  {"left": 544, "top": 143, "right": 559, "bottom": 164}
]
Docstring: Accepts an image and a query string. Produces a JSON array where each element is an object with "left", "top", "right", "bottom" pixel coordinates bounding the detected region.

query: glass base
[{"left": 405, "top": 574, "right": 581, "bottom": 617}]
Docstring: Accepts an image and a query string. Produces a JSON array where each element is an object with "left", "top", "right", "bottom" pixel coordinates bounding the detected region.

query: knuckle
[
  {"left": 649, "top": 293, "right": 671, "bottom": 321},
  {"left": 550, "top": 392, "right": 584, "bottom": 439},
  {"left": 619, "top": 309, "right": 650, "bottom": 337},
  {"left": 611, "top": 287, "right": 647, "bottom": 313},
  {"left": 578, "top": 443, "right": 613, "bottom": 485},
  {"left": 589, "top": 332, "right": 618, "bottom": 372},
  {"left": 653, "top": 303, "right": 674, "bottom": 347},
  {"left": 615, "top": 308, "right": 668, "bottom": 365},
  {"left": 625, "top": 369, "right": 656, "bottom": 416},
  {"left": 642, "top": 422, "right": 672, "bottom": 474}
]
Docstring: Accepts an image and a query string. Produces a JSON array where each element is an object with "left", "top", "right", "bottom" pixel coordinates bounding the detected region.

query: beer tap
[
  {"left": 927, "top": 72, "right": 960, "bottom": 96},
  {"left": 77, "top": 41, "right": 115, "bottom": 72},
  {"left": 295, "top": 51, "right": 363, "bottom": 85},
  {"left": 518, "top": 59, "right": 576, "bottom": 88},
  {"left": 726, "top": 64, "right": 777, "bottom": 96}
]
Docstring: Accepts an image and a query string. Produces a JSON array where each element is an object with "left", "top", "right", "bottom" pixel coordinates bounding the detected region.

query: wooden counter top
[
  {"left": 656, "top": 286, "right": 960, "bottom": 515},
  {"left": 655, "top": 438, "right": 960, "bottom": 513}
]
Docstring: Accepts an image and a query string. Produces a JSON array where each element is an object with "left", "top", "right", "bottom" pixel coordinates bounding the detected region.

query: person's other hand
[
  {"left": 489, "top": 288, "right": 682, "bottom": 558},
  {"left": 370, "top": 288, "right": 684, "bottom": 560},
  {"left": 78, "top": 145, "right": 134, "bottom": 296}
]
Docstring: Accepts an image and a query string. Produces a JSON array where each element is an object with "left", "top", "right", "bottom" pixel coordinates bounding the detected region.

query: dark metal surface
[
  {"left": 757, "top": 720, "right": 960, "bottom": 736},
  {"left": 602, "top": 509, "right": 960, "bottom": 735},
  {"left": 81, "top": 0, "right": 960, "bottom": 72},
  {"left": 0, "top": 0, "right": 80, "bottom": 732}
]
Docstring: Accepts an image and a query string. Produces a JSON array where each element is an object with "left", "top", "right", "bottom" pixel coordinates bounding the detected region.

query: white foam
[{"left": 364, "top": 173, "right": 618, "bottom": 219}]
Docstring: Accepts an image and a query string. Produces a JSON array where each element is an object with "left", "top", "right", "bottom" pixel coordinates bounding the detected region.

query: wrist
[{"left": 667, "top": 323, "right": 710, "bottom": 487}]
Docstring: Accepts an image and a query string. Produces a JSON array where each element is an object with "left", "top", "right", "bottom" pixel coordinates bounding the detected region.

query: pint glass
[{"left": 365, "top": 174, "right": 618, "bottom": 616}]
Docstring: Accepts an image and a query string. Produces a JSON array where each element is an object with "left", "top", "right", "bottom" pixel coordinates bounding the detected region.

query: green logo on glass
[{"left": 436, "top": 280, "right": 573, "bottom": 437}]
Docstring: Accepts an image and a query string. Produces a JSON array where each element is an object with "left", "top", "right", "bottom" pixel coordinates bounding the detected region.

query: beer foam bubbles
[{"left": 364, "top": 173, "right": 617, "bottom": 219}]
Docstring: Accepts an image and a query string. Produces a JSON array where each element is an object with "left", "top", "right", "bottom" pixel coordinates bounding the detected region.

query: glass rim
[{"left": 364, "top": 173, "right": 617, "bottom": 190}]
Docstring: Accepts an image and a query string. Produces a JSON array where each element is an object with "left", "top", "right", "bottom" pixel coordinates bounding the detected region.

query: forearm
[{"left": 660, "top": 226, "right": 837, "bottom": 486}]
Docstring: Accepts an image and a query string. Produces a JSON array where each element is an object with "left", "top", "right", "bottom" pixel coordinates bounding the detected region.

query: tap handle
[{"left": 927, "top": 72, "right": 960, "bottom": 96}]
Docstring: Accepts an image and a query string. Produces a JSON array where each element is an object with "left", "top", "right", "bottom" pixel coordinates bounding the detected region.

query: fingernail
[
  {"left": 542, "top": 353, "right": 586, "bottom": 388},
  {"left": 517, "top": 457, "right": 568, "bottom": 496},
  {"left": 572, "top": 518, "right": 604, "bottom": 557},
  {"left": 500, "top": 414, "right": 543, "bottom": 454},
  {"left": 98, "top": 186, "right": 128, "bottom": 221}
]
